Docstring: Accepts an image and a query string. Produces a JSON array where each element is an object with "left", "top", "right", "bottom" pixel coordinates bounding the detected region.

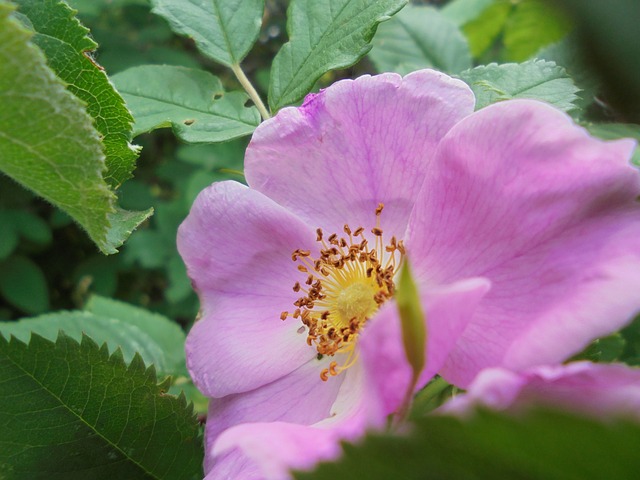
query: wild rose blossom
[
  {"left": 441, "top": 362, "right": 640, "bottom": 421},
  {"left": 177, "top": 69, "right": 640, "bottom": 479}
]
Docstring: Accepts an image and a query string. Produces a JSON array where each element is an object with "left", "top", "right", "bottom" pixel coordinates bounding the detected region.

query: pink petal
[
  {"left": 204, "top": 449, "right": 263, "bottom": 480},
  {"left": 211, "top": 422, "right": 343, "bottom": 480},
  {"left": 358, "top": 277, "right": 491, "bottom": 414},
  {"left": 406, "top": 99, "right": 640, "bottom": 386},
  {"left": 206, "top": 359, "right": 380, "bottom": 478},
  {"left": 204, "top": 355, "right": 345, "bottom": 470},
  {"left": 178, "top": 181, "right": 319, "bottom": 397},
  {"left": 245, "top": 70, "right": 475, "bottom": 241},
  {"left": 443, "top": 362, "right": 640, "bottom": 420}
]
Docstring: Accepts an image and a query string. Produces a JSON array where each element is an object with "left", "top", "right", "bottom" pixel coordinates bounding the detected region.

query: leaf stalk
[{"left": 231, "top": 63, "right": 271, "bottom": 121}]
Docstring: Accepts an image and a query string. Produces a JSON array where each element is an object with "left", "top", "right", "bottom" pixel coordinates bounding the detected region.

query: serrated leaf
[
  {"left": 15, "top": 0, "right": 140, "bottom": 187},
  {"left": 536, "top": 35, "right": 600, "bottom": 112},
  {"left": 459, "top": 60, "right": 580, "bottom": 112},
  {"left": 369, "top": 5, "right": 470, "bottom": 75},
  {"left": 0, "top": 332, "right": 203, "bottom": 479},
  {"left": 569, "top": 333, "right": 626, "bottom": 363},
  {"left": 296, "top": 408, "right": 640, "bottom": 480},
  {"left": 269, "top": 0, "right": 408, "bottom": 111},
  {"left": 0, "top": 2, "right": 149, "bottom": 254},
  {"left": 168, "top": 379, "right": 209, "bottom": 415},
  {"left": 0, "top": 311, "right": 170, "bottom": 374},
  {"left": 0, "top": 255, "right": 49, "bottom": 314},
  {"left": 150, "top": 0, "right": 264, "bottom": 67},
  {"left": 411, "top": 376, "right": 456, "bottom": 417},
  {"left": 104, "top": 207, "right": 154, "bottom": 251},
  {"left": 112, "top": 65, "right": 260, "bottom": 143},
  {"left": 15, "top": 0, "right": 96, "bottom": 52},
  {"left": 586, "top": 123, "right": 640, "bottom": 166},
  {"left": 503, "top": 0, "right": 572, "bottom": 62},
  {"left": 85, "top": 295, "right": 187, "bottom": 375},
  {"left": 620, "top": 315, "right": 640, "bottom": 367}
]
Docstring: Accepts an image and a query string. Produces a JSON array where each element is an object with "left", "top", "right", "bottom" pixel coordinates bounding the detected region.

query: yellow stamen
[{"left": 281, "top": 203, "right": 405, "bottom": 381}]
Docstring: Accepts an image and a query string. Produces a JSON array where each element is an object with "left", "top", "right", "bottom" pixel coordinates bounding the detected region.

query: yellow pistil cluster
[{"left": 280, "top": 204, "right": 405, "bottom": 381}]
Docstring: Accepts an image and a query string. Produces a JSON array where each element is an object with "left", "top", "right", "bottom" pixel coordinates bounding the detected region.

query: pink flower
[
  {"left": 441, "top": 362, "right": 640, "bottom": 421},
  {"left": 177, "top": 70, "right": 640, "bottom": 479}
]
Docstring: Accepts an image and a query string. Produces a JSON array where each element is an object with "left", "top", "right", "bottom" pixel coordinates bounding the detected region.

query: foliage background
[{"left": 1, "top": 0, "right": 640, "bottom": 478}]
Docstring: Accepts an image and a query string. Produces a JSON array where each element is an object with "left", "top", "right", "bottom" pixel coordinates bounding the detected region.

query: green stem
[
  {"left": 231, "top": 63, "right": 270, "bottom": 121},
  {"left": 393, "top": 376, "right": 453, "bottom": 428},
  {"left": 411, "top": 376, "right": 452, "bottom": 417}
]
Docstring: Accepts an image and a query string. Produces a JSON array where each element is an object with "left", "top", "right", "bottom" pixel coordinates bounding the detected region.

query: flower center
[
  {"left": 280, "top": 204, "right": 405, "bottom": 381},
  {"left": 336, "top": 282, "right": 378, "bottom": 324}
]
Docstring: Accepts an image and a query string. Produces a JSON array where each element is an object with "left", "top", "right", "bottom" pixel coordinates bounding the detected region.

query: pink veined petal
[
  {"left": 211, "top": 422, "right": 344, "bottom": 480},
  {"left": 245, "top": 69, "right": 475, "bottom": 241},
  {"left": 314, "top": 360, "right": 378, "bottom": 433},
  {"left": 358, "top": 277, "right": 491, "bottom": 415},
  {"left": 442, "top": 362, "right": 640, "bottom": 420},
  {"left": 203, "top": 355, "right": 345, "bottom": 473},
  {"left": 178, "top": 181, "right": 319, "bottom": 397},
  {"left": 204, "top": 449, "right": 263, "bottom": 480},
  {"left": 406, "top": 99, "right": 640, "bottom": 387},
  {"left": 208, "top": 352, "right": 385, "bottom": 479}
]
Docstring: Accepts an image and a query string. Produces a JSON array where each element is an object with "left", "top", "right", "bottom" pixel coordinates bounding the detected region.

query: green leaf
[
  {"left": 176, "top": 140, "right": 246, "bottom": 171},
  {"left": 15, "top": 0, "right": 140, "bottom": 188},
  {"left": 395, "top": 261, "right": 426, "bottom": 380},
  {"left": 369, "top": 5, "right": 471, "bottom": 75},
  {"left": 554, "top": 0, "right": 640, "bottom": 122},
  {"left": 569, "top": 333, "right": 626, "bottom": 363},
  {"left": 73, "top": 254, "right": 120, "bottom": 296},
  {"left": 104, "top": 207, "right": 154, "bottom": 252},
  {"left": 411, "top": 376, "right": 456, "bottom": 417},
  {"left": 112, "top": 65, "right": 260, "bottom": 143},
  {"left": 166, "top": 255, "right": 193, "bottom": 303},
  {"left": 150, "top": 0, "right": 264, "bottom": 67},
  {"left": 169, "top": 379, "right": 209, "bottom": 416},
  {"left": 269, "top": 0, "right": 407, "bottom": 111},
  {"left": 536, "top": 35, "right": 600, "bottom": 112},
  {"left": 620, "top": 315, "right": 640, "bottom": 366},
  {"left": 123, "top": 229, "right": 172, "bottom": 268},
  {"left": 296, "top": 408, "right": 640, "bottom": 480},
  {"left": 440, "top": 0, "right": 495, "bottom": 26},
  {"left": 503, "top": 0, "right": 572, "bottom": 62},
  {"left": 586, "top": 123, "right": 640, "bottom": 166},
  {"left": 0, "top": 255, "right": 49, "bottom": 314},
  {"left": 459, "top": 60, "right": 580, "bottom": 112},
  {"left": 0, "top": 2, "right": 149, "bottom": 254},
  {"left": 10, "top": 210, "right": 52, "bottom": 245},
  {"left": 66, "top": 0, "right": 149, "bottom": 18},
  {"left": 0, "top": 332, "right": 203, "bottom": 479},
  {"left": 14, "top": 0, "right": 96, "bottom": 52},
  {"left": 184, "top": 170, "right": 221, "bottom": 206},
  {"left": 0, "top": 311, "right": 167, "bottom": 374},
  {"left": 85, "top": 295, "right": 188, "bottom": 375},
  {"left": 0, "top": 211, "right": 18, "bottom": 259},
  {"left": 462, "top": 0, "right": 512, "bottom": 58}
]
